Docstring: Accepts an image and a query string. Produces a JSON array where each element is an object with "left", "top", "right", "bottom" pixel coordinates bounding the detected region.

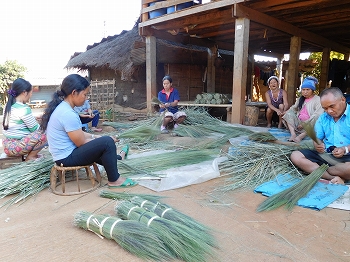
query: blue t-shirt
[
  {"left": 315, "top": 103, "right": 350, "bottom": 149},
  {"left": 74, "top": 99, "right": 90, "bottom": 114},
  {"left": 158, "top": 88, "right": 180, "bottom": 114},
  {"left": 47, "top": 101, "right": 82, "bottom": 161}
]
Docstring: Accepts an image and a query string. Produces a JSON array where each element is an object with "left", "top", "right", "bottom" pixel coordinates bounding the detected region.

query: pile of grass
[
  {"left": 118, "top": 149, "right": 218, "bottom": 177},
  {"left": 0, "top": 154, "right": 54, "bottom": 209},
  {"left": 214, "top": 142, "right": 303, "bottom": 193}
]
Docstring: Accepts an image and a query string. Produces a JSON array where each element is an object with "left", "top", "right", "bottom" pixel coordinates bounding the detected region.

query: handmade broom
[
  {"left": 130, "top": 196, "right": 217, "bottom": 247},
  {"left": 115, "top": 200, "right": 216, "bottom": 262},
  {"left": 73, "top": 211, "right": 171, "bottom": 261}
]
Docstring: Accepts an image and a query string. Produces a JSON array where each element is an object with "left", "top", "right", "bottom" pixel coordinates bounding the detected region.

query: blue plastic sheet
[{"left": 254, "top": 174, "right": 348, "bottom": 211}]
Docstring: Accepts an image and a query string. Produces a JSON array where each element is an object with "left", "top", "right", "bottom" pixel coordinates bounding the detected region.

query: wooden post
[
  {"left": 276, "top": 55, "right": 284, "bottom": 88},
  {"left": 146, "top": 36, "right": 157, "bottom": 112},
  {"left": 319, "top": 47, "right": 331, "bottom": 91},
  {"left": 231, "top": 17, "right": 250, "bottom": 124},
  {"left": 286, "top": 36, "right": 301, "bottom": 106},
  {"left": 207, "top": 46, "right": 216, "bottom": 93}
]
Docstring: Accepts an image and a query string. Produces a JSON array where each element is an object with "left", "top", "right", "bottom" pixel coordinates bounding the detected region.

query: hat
[
  {"left": 267, "top": 76, "right": 279, "bottom": 85},
  {"left": 301, "top": 76, "right": 318, "bottom": 91}
]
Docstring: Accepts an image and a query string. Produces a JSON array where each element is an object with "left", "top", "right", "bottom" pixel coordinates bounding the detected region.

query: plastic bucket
[
  {"left": 167, "top": 2, "right": 193, "bottom": 14},
  {"left": 149, "top": 1, "right": 167, "bottom": 19}
]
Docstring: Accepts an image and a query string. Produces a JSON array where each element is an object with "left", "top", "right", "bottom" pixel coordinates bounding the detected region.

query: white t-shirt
[{"left": 47, "top": 101, "right": 82, "bottom": 161}]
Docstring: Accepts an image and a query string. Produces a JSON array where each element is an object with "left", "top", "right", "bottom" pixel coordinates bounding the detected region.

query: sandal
[
  {"left": 120, "top": 145, "right": 129, "bottom": 159},
  {"left": 108, "top": 178, "right": 137, "bottom": 188}
]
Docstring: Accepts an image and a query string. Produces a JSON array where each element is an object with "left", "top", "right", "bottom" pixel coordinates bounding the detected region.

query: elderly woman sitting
[{"left": 282, "top": 76, "right": 324, "bottom": 143}]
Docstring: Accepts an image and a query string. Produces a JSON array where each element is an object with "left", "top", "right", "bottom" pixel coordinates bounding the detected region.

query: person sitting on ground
[
  {"left": 158, "top": 75, "right": 187, "bottom": 133},
  {"left": 290, "top": 87, "right": 350, "bottom": 184},
  {"left": 265, "top": 76, "right": 289, "bottom": 128},
  {"left": 40, "top": 74, "right": 136, "bottom": 188},
  {"left": 283, "top": 76, "right": 324, "bottom": 143},
  {"left": 74, "top": 98, "right": 102, "bottom": 132},
  {"left": 2, "top": 78, "right": 47, "bottom": 161}
]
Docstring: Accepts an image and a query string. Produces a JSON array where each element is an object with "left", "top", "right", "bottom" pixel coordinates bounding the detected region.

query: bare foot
[
  {"left": 287, "top": 135, "right": 296, "bottom": 142},
  {"left": 293, "top": 136, "right": 302, "bottom": 143},
  {"left": 267, "top": 124, "right": 271, "bottom": 128},
  {"left": 330, "top": 176, "right": 345, "bottom": 185}
]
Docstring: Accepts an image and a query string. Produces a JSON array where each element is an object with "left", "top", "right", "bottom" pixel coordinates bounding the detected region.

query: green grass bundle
[
  {"left": 73, "top": 211, "right": 170, "bottom": 261},
  {"left": 117, "top": 125, "right": 160, "bottom": 143},
  {"left": 249, "top": 132, "right": 277, "bottom": 142},
  {"left": 215, "top": 142, "right": 301, "bottom": 193},
  {"left": 256, "top": 164, "right": 328, "bottom": 212},
  {"left": 115, "top": 200, "right": 216, "bottom": 262},
  {"left": 0, "top": 155, "right": 53, "bottom": 209},
  {"left": 172, "top": 125, "right": 212, "bottom": 138},
  {"left": 130, "top": 196, "right": 217, "bottom": 247},
  {"left": 99, "top": 190, "right": 165, "bottom": 202},
  {"left": 118, "top": 149, "right": 217, "bottom": 177}
]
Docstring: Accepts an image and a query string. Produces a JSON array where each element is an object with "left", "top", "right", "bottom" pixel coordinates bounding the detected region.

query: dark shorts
[{"left": 300, "top": 149, "right": 350, "bottom": 166}]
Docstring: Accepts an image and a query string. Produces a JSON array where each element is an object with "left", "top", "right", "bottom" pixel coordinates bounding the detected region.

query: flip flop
[
  {"left": 108, "top": 178, "right": 138, "bottom": 188},
  {"left": 92, "top": 128, "right": 103, "bottom": 132},
  {"left": 120, "top": 145, "right": 129, "bottom": 159}
]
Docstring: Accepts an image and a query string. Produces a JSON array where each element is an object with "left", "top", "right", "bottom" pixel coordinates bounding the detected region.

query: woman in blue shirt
[
  {"left": 158, "top": 75, "right": 187, "bottom": 133},
  {"left": 40, "top": 74, "right": 136, "bottom": 188}
]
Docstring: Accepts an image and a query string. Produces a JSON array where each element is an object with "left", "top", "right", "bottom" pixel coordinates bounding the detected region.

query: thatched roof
[
  {"left": 65, "top": 26, "right": 143, "bottom": 80},
  {"left": 65, "top": 23, "right": 234, "bottom": 80}
]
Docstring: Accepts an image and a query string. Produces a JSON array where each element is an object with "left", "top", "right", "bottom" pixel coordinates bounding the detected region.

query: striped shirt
[{"left": 2, "top": 102, "right": 39, "bottom": 139}]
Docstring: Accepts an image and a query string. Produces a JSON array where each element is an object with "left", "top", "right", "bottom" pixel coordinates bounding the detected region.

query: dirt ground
[{"left": 0, "top": 112, "right": 349, "bottom": 262}]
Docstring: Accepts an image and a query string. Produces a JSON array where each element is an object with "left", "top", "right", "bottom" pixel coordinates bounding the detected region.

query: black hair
[
  {"left": 162, "top": 75, "right": 173, "bottom": 83},
  {"left": 40, "top": 74, "right": 90, "bottom": 131},
  {"left": 297, "top": 96, "right": 306, "bottom": 110},
  {"left": 2, "top": 78, "right": 32, "bottom": 130},
  {"left": 319, "top": 87, "right": 344, "bottom": 100}
]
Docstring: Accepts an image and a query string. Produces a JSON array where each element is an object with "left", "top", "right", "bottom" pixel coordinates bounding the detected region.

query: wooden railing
[{"left": 141, "top": 0, "right": 203, "bottom": 23}]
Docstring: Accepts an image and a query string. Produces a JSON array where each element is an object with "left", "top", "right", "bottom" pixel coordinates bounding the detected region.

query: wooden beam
[
  {"left": 234, "top": 4, "right": 350, "bottom": 54},
  {"left": 140, "top": 0, "right": 244, "bottom": 26},
  {"left": 231, "top": 18, "right": 250, "bottom": 124},
  {"left": 320, "top": 47, "right": 331, "bottom": 91},
  {"left": 145, "top": 36, "right": 157, "bottom": 112},
  {"left": 286, "top": 36, "right": 301, "bottom": 106},
  {"left": 207, "top": 46, "right": 216, "bottom": 93}
]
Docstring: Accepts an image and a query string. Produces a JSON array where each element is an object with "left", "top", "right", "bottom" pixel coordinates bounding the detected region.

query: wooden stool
[
  {"left": 0, "top": 155, "right": 25, "bottom": 169},
  {"left": 50, "top": 163, "right": 102, "bottom": 196}
]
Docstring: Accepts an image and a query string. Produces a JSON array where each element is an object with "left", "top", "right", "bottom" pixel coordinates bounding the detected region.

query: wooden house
[
  {"left": 66, "top": 23, "right": 236, "bottom": 115},
  {"left": 139, "top": 0, "right": 350, "bottom": 123}
]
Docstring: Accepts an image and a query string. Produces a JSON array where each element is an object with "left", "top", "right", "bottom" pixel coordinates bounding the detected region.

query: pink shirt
[{"left": 298, "top": 97, "right": 312, "bottom": 122}]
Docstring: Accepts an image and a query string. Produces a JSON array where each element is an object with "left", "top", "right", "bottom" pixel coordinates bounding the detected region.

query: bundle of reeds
[
  {"left": 215, "top": 142, "right": 301, "bottom": 193},
  {"left": 130, "top": 196, "right": 216, "bottom": 247},
  {"left": 249, "top": 132, "right": 277, "bottom": 142},
  {"left": 118, "top": 149, "right": 217, "bottom": 177},
  {"left": 0, "top": 155, "right": 53, "bottom": 209},
  {"left": 73, "top": 211, "right": 171, "bottom": 261},
  {"left": 99, "top": 190, "right": 165, "bottom": 202},
  {"left": 115, "top": 200, "right": 216, "bottom": 262},
  {"left": 117, "top": 125, "right": 160, "bottom": 143},
  {"left": 256, "top": 164, "right": 328, "bottom": 212}
]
